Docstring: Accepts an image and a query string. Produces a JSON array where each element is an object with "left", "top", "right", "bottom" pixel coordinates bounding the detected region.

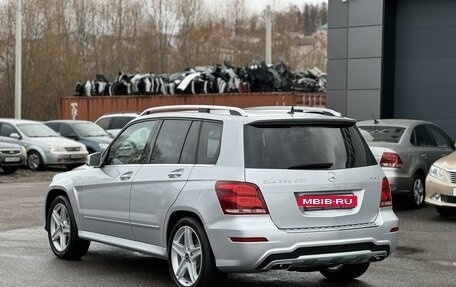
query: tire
[
  {"left": 47, "top": 195, "right": 90, "bottom": 259},
  {"left": 436, "top": 207, "right": 456, "bottom": 217},
  {"left": 2, "top": 166, "right": 18, "bottom": 174},
  {"left": 409, "top": 174, "right": 425, "bottom": 209},
  {"left": 320, "top": 263, "right": 370, "bottom": 282},
  {"left": 28, "top": 151, "right": 44, "bottom": 170},
  {"left": 167, "top": 217, "right": 226, "bottom": 287}
]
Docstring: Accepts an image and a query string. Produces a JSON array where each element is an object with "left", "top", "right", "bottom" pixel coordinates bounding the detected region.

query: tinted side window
[
  {"left": 96, "top": 118, "right": 110, "bottom": 130},
  {"left": 46, "top": 123, "right": 59, "bottom": 132},
  {"left": 179, "top": 121, "right": 200, "bottom": 164},
  {"left": 0, "top": 123, "right": 18, "bottom": 137},
  {"left": 106, "top": 121, "right": 156, "bottom": 165},
  {"left": 414, "top": 125, "right": 434, "bottom": 146},
  {"left": 197, "top": 122, "right": 223, "bottom": 165},
  {"left": 150, "top": 120, "right": 192, "bottom": 164},
  {"left": 428, "top": 126, "right": 453, "bottom": 148},
  {"left": 110, "top": 117, "right": 135, "bottom": 130},
  {"left": 59, "top": 124, "right": 75, "bottom": 137}
]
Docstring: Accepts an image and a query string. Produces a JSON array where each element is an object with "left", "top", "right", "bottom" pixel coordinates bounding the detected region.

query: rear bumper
[
  {"left": 383, "top": 169, "right": 412, "bottom": 195},
  {"left": 205, "top": 208, "right": 399, "bottom": 273}
]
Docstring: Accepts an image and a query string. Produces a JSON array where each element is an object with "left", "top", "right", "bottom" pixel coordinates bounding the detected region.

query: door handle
[
  {"left": 119, "top": 171, "right": 133, "bottom": 181},
  {"left": 420, "top": 153, "right": 427, "bottom": 158},
  {"left": 168, "top": 168, "right": 184, "bottom": 179}
]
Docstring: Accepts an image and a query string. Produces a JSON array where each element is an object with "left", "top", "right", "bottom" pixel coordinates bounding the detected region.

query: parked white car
[
  {"left": 0, "top": 119, "right": 88, "bottom": 170},
  {"left": 94, "top": 113, "right": 138, "bottom": 137}
]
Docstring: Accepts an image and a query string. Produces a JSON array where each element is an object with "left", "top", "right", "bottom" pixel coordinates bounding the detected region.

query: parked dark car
[
  {"left": 0, "top": 142, "right": 26, "bottom": 174},
  {"left": 358, "top": 119, "right": 455, "bottom": 208},
  {"left": 45, "top": 120, "right": 112, "bottom": 154}
]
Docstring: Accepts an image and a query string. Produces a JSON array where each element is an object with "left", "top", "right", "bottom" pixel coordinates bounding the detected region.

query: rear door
[
  {"left": 412, "top": 125, "right": 440, "bottom": 169},
  {"left": 244, "top": 121, "right": 382, "bottom": 229}
]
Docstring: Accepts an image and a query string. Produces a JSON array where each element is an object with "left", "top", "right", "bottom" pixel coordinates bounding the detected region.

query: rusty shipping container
[{"left": 60, "top": 92, "right": 326, "bottom": 121}]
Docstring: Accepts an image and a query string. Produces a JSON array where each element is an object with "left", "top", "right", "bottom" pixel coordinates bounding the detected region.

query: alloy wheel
[
  {"left": 50, "top": 203, "right": 71, "bottom": 252},
  {"left": 28, "top": 153, "right": 40, "bottom": 170},
  {"left": 413, "top": 177, "right": 424, "bottom": 206},
  {"left": 170, "top": 226, "right": 202, "bottom": 286}
]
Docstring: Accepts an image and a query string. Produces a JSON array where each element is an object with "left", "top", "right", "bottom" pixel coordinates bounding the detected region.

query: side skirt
[{"left": 78, "top": 230, "right": 167, "bottom": 258}]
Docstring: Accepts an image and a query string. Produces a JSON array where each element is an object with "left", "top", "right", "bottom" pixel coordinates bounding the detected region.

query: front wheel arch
[{"left": 45, "top": 189, "right": 68, "bottom": 231}]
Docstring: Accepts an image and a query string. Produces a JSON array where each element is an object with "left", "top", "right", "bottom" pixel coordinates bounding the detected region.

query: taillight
[
  {"left": 380, "top": 177, "right": 393, "bottom": 207},
  {"left": 380, "top": 152, "right": 403, "bottom": 168},
  {"left": 215, "top": 181, "right": 269, "bottom": 215}
]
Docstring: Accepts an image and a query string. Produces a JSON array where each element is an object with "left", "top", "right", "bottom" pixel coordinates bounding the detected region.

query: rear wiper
[{"left": 287, "top": 162, "right": 334, "bottom": 169}]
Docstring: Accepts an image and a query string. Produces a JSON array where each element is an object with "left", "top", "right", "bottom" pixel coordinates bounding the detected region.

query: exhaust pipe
[
  {"left": 371, "top": 254, "right": 386, "bottom": 262},
  {"left": 271, "top": 263, "right": 291, "bottom": 270}
]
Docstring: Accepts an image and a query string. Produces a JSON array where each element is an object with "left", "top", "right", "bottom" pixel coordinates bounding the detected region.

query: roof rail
[
  {"left": 102, "top": 111, "right": 139, "bottom": 116},
  {"left": 140, "top": 105, "right": 247, "bottom": 117},
  {"left": 245, "top": 106, "right": 342, "bottom": 117}
]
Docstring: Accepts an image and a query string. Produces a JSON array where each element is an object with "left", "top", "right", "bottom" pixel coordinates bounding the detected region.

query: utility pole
[
  {"left": 15, "top": 0, "right": 22, "bottom": 119},
  {"left": 265, "top": 5, "right": 272, "bottom": 65}
]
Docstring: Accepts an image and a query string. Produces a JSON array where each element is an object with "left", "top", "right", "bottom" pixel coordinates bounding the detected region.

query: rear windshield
[
  {"left": 244, "top": 123, "right": 376, "bottom": 170},
  {"left": 358, "top": 126, "right": 405, "bottom": 143}
]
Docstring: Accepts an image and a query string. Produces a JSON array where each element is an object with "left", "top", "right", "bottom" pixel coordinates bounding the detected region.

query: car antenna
[
  {"left": 288, "top": 106, "right": 295, "bottom": 115},
  {"left": 372, "top": 113, "right": 379, "bottom": 124}
]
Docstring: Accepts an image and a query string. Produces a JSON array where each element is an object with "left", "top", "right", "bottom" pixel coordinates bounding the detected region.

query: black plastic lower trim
[{"left": 256, "top": 242, "right": 390, "bottom": 270}]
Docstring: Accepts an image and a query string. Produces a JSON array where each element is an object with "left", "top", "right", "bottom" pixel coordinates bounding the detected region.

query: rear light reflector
[
  {"left": 215, "top": 181, "right": 269, "bottom": 215},
  {"left": 230, "top": 237, "right": 268, "bottom": 243},
  {"left": 380, "top": 152, "right": 403, "bottom": 168},
  {"left": 380, "top": 177, "right": 393, "bottom": 207},
  {"left": 390, "top": 227, "right": 399, "bottom": 233}
]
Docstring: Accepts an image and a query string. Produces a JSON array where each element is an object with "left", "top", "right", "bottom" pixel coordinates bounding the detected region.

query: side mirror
[
  {"left": 9, "top": 133, "right": 21, "bottom": 140},
  {"left": 87, "top": 152, "right": 102, "bottom": 167}
]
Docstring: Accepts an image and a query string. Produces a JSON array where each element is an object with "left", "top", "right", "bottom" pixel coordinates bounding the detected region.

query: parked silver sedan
[
  {"left": 358, "top": 119, "right": 455, "bottom": 208},
  {"left": 0, "top": 119, "right": 88, "bottom": 170}
]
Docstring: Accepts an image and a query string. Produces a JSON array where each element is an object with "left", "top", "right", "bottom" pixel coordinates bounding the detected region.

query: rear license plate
[
  {"left": 297, "top": 195, "right": 357, "bottom": 210},
  {"left": 4, "top": 156, "right": 20, "bottom": 163}
]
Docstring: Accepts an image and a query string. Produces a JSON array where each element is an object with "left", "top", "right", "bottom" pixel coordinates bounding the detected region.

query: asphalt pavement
[{"left": 0, "top": 182, "right": 455, "bottom": 287}]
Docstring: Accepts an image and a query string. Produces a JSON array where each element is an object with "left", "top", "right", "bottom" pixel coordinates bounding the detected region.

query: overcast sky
[{"left": 247, "top": 0, "right": 327, "bottom": 13}]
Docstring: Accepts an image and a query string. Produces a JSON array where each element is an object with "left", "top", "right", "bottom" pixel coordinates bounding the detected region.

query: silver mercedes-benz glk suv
[{"left": 44, "top": 105, "right": 399, "bottom": 287}]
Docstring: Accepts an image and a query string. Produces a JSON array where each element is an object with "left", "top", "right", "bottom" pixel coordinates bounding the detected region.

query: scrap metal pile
[{"left": 75, "top": 61, "right": 327, "bottom": 97}]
